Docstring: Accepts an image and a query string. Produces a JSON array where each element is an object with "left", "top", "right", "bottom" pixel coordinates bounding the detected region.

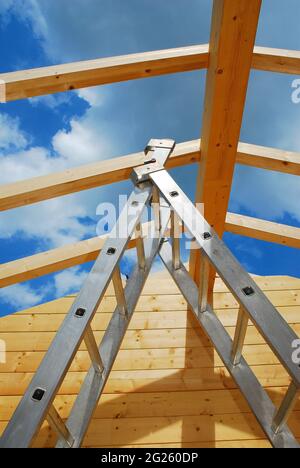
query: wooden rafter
[
  {"left": 190, "top": 0, "right": 262, "bottom": 289},
  {"left": 1, "top": 43, "right": 300, "bottom": 102},
  {"left": 0, "top": 140, "right": 299, "bottom": 212}
]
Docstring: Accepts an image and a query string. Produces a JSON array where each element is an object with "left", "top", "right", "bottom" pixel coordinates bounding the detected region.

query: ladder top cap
[{"left": 145, "top": 139, "right": 176, "bottom": 154}]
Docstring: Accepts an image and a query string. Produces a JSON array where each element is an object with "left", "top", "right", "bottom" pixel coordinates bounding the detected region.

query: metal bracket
[{"left": 131, "top": 138, "right": 175, "bottom": 185}]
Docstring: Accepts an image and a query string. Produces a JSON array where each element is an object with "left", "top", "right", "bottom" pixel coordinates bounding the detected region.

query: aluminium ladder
[{"left": 1, "top": 139, "right": 299, "bottom": 449}]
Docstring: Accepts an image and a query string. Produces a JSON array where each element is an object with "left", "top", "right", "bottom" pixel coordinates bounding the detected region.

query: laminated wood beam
[{"left": 190, "top": 0, "right": 262, "bottom": 291}]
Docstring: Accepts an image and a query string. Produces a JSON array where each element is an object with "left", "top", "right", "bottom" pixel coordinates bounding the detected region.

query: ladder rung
[
  {"left": 112, "top": 266, "right": 128, "bottom": 317},
  {"left": 231, "top": 307, "right": 249, "bottom": 366},
  {"left": 171, "top": 210, "right": 181, "bottom": 270},
  {"left": 46, "top": 405, "right": 74, "bottom": 448},
  {"left": 84, "top": 325, "right": 104, "bottom": 374},
  {"left": 198, "top": 251, "right": 209, "bottom": 314},
  {"left": 135, "top": 222, "right": 146, "bottom": 270},
  {"left": 272, "top": 382, "right": 299, "bottom": 434},
  {"left": 152, "top": 185, "right": 161, "bottom": 232}
]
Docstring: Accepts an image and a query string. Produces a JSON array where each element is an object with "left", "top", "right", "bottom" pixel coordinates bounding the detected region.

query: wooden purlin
[
  {"left": 0, "top": 140, "right": 299, "bottom": 213},
  {"left": 0, "top": 214, "right": 299, "bottom": 289},
  {"left": 226, "top": 213, "right": 300, "bottom": 250},
  {"left": 1, "top": 44, "right": 300, "bottom": 102}
]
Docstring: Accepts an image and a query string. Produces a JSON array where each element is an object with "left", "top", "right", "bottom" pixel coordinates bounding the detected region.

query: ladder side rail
[
  {"left": 159, "top": 241, "right": 299, "bottom": 448},
  {"left": 56, "top": 199, "right": 170, "bottom": 448},
  {"left": 150, "top": 169, "right": 300, "bottom": 389},
  {"left": 0, "top": 183, "right": 152, "bottom": 448}
]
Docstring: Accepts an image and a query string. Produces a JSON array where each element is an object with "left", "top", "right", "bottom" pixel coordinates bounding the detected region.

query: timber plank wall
[{"left": 0, "top": 270, "right": 299, "bottom": 448}]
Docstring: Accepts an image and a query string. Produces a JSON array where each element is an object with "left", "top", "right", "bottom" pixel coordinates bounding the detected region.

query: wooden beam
[
  {"left": 237, "top": 142, "right": 300, "bottom": 176},
  {"left": 0, "top": 220, "right": 163, "bottom": 288},
  {"left": 0, "top": 141, "right": 198, "bottom": 212},
  {"left": 0, "top": 236, "right": 108, "bottom": 289},
  {"left": 0, "top": 45, "right": 209, "bottom": 103},
  {"left": 195, "top": 0, "right": 262, "bottom": 236},
  {"left": 226, "top": 213, "right": 300, "bottom": 249},
  {"left": 1, "top": 139, "right": 299, "bottom": 213},
  {"left": 252, "top": 46, "right": 300, "bottom": 75},
  {"left": 190, "top": 0, "right": 262, "bottom": 290},
  {"left": 1, "top": 43, "right": 300, "bottom": 102},
  {"left": 1, "top": 213, "right": 299, "bottom": 290}
]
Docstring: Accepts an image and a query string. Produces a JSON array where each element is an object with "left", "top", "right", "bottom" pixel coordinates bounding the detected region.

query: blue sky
[{"left": 0, "top": 0, "right": 300, "bottom": 317}]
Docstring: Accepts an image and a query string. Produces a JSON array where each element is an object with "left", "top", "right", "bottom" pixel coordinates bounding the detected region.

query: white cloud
[
  {"left": 0, "top": 112, "right": 97, "bottom": 248},
  {"left": 0, "top": 266, "right": 89, "bottom": 312},
  {"left": 29, "top": 93, "right": 72, "bottom": 110},
  {"left": 0, "top": 146, "right": 62, "bottom": 184},
  {"left": 0, "top": 113, "right": 28, "bottom": 152},
  {"left": 52, "top": 113, "right": 111, "bottom": 167},
  {"left": 8, "top": 0, "right": 48, "bottom": 44},
  {"left": 0, "top": 194, "right": 95, "bottom": 247},
  {"left": 77, "top": 87, "right": 106, "bottom": 108},
  {"left": 0, "top": 283, "right": 45, "bottom": 309},
  {"left": 5, "top": 1, "right": 122, "bottom": 62},
  {"left": 53, "top": 266, "right": 88, "bottom": 297},
  {"left": 0, "top": 87, "right": 114, "bottom": 248},
  {"left": 0, "top": 129, "right": 85, "bottom": 247}
]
